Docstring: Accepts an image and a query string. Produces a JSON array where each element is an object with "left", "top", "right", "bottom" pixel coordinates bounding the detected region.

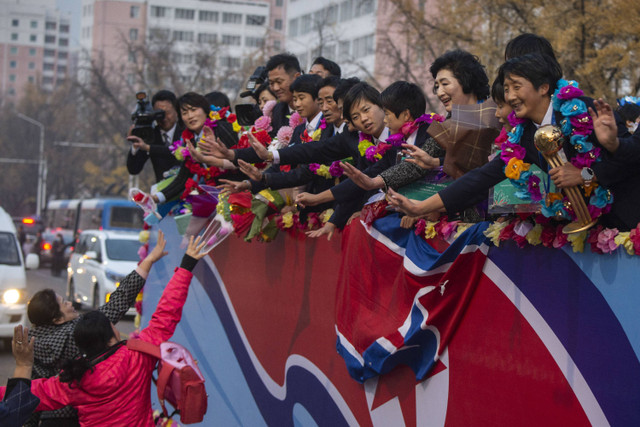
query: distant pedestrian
[{"left": 50, "top": 234, "right": 65, "bottom": 277}]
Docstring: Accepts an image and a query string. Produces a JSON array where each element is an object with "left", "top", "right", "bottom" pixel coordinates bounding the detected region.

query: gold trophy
[{"left": 534, "top": 125, "right": 597, "bottom": 234}]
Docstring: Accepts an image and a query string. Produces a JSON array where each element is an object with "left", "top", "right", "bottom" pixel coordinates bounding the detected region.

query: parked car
[
  {"left": 0, "top": 207, "right": 34, "bottom": 346},
  {"left": 67, "top": 229, "right": 141, "bottom": 313}
]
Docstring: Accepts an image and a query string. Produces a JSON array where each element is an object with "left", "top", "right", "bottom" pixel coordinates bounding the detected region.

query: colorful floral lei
[
  {"left": 386, "top": 113, "right": 446, "bottom": 147},
  {"left": 500, "top": 79, "right": 613, "bottom": 221},
  {"left": 358, "top": 132, "right": 391, "bottom": 162},
  {"left": 300, "top": 117, "right": 326, "bottom": 143}
]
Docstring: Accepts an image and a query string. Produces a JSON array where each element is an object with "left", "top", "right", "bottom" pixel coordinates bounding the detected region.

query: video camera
[
  {"left": 236, "top": 66, "right": 268, "bottom": 126},
  {"left": 239, "top": 66, "right": 268, "bottom": 99},
  {"left": 131, "top": 91, "right": 166, "bottom": 143}
]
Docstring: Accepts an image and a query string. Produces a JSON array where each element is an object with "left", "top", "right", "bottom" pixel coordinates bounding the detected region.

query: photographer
[{"left": 126, "top": 90, "right": 183, "bottom": 182}]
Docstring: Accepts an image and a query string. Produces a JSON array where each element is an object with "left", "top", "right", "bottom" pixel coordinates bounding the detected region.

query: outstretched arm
[
  {"left": 139, "top": 235, "right": 207, "bottom": 345},
  {"left": 100, "top": 231, "right": 168, "bottom": 324}
]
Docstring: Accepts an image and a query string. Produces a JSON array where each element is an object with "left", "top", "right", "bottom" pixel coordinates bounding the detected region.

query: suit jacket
[
  {"left": 126, "top": 124, "right": 182, "bottom": 182},
  {"left": 438, "top": 97, "right": 640, "bottom": 230},
  {"left": 270, "top": 102, "right": 292, "bottom": 137}
]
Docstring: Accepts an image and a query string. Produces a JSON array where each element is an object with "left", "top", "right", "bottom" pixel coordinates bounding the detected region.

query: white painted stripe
[
  {"left": 203, "top": 256, "right": 360, "bottom": 426},
  {"left": 483, "top": 259, "right": 610, "bottom": 427},
  {"left": 335, "top": 327, "right": 365, "bottom": 366}
]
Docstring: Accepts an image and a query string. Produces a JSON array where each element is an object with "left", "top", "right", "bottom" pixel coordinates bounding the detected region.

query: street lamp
[{"left": 16, "top": 113, "right": 46, "bottom": 217}]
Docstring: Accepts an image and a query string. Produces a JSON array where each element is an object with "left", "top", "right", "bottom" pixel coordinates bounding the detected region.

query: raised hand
[
  {"left": 185, "top": 234, "right": 208, "bottom": 260},
  {"left": 200, "top": 126, "right": 234, "bottom": 160},
  {"left": 12, "top": 325, "right": 35, "bottom": 378},
  {"left": 247, "top": 132, "right": 270, "bottom": 161},
  {"left": 340, "top": 162, "right": 382, "bottom": 190},
  {"left": 295, "top": 192, "right": 320, "bottom": 208},
  {"left": 216, "top": 179, "right": 251, "bottom": 194},
  {"left": 401, "top": 144, "right": 440, "bottom": 169},
  {"left": 386, "top": 188, "right": 422, "bottom": 216},
  {"left": 147, "top": 230, "right": 169, "bottom": 262},
  {"left": 589, "top": 99, "right": 619, "bottom": 153},
  {"left": 238, "top": 159, "right": 263, "bottom": 181},
  {"left": 306, "top": 222, "right": 336, "bottom": 241}
]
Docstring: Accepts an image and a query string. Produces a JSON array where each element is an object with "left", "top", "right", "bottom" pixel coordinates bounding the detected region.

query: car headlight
[
  {"left": 2, "top": 289, "right": 22, "bottom": 305},
  {"left": 105, "top": 270, "right": 123, "bottom": 283}
]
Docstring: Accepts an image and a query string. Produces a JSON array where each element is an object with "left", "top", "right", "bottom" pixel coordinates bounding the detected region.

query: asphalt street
[{"left": 0, "top": 268, "right": 136, "bottom": 384}]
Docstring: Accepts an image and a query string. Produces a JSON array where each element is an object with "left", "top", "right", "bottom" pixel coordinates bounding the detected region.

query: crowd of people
[{"left": 2, "top": 32, "right": 639, "bottom": 426}]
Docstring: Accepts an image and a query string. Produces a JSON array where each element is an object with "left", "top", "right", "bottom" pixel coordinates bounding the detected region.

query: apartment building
[{"left": 0, "top": 0, "right": 72, "bottom": 103}]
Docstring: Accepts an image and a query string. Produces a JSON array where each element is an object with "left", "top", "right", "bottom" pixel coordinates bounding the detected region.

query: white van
[{"left": 0, "top": 207, "right": 29, "bottom": 345}]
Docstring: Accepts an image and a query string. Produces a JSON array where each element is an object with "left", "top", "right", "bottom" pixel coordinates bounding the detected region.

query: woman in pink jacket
[{"left": 2, "top": 231, "right": 207, "bottom": 426}]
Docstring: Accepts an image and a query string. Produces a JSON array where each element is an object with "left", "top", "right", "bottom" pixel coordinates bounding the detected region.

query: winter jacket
[
  {"left": 28, "top": 269, "right": 146, "bottom": 422},
  {"left": 2, "top": 266, "right": 194, "bottom": 426}
]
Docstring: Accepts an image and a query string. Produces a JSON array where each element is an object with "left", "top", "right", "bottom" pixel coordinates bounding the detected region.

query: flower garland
[
  {"left": 308, "top": 161, "right": 344, "bottom": 179},
  {"left": 386, "top": 113, "right": 446, "bottom": 147},
  {"left": 300, "top": 117, "right": 326, "bottom": 143},
  {"left": 357, "top": 132, "right": 392, "bottom": 162},
  {"left": 500, "top": 79, "right": 614, "bottom": 221}
]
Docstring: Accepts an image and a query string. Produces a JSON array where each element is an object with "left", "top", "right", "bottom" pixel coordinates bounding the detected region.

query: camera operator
[{"left": 126, "top": 90, "right": 183, "bottom": 182}]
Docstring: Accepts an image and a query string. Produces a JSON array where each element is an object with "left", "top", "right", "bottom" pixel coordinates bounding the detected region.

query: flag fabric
[{"left": 335, "top": 213, "right": 490, "bottom": 383}]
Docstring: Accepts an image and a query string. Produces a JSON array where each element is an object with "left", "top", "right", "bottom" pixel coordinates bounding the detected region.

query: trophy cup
[{"left": 534, "top": 125, "right": 597, "bottom": 234}]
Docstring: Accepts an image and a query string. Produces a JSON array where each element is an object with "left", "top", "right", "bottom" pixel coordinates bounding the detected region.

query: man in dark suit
[
  {"left": 126, "top": 90, "right": 182, "bottom": 182},
  {"left": 265, "top": 53, "right": 301, "bottom": 135}
]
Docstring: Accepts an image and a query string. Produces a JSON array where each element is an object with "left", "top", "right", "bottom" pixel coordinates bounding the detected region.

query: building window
[
  {"left": 274, "top": 40, "right": 281, "bottom": 50},
  {"left": 355, "top": 0, "right": 374, "bottom": 17},
  {"left": 46, "top": 21, "right": 56, "bottom": 30},
  {"left": 45, "top": 35, "right": 56, "bottom": 44},
  {"left": 300, "top": 14, "right": 312, "bottom": 35},
  {"left": 222, "top": 12, "right": 242, "bottom": 24},
  {"left": 60, "top": 24, "right": 69, "bottom": 33},
  {"left": 59, "top": 38, "right": 69, "bottom": 47},
  {"left": 28, "top": 76, "right": 35, "bottom": 83},
  {"left": 274, "top": 19, "right": 282, "bottom": 30},
  {"left": 44, "top": 49, "right": 55, "bottom": 57},
  {"left": 10, "top": 61, "right": 17, "bottom": 68},
  {"left": 175, "top": 8, "right": 195, "bottom": 20},
  {"left": 245, "top": 36, "right": 264, "bottom": 48},
  {"left": 199, "top": 11, "right": 218, "bottom": 22},
  {"left": 57, "top": 65, "right": 67, "bottom": 73},
  {"left": 326, "top": 5, "right": 338, "bottom": 24},
  {"left": 276, "top": 0, "right": 283, "bottom": 6},
  {"left": 11, "top": 33, "right": 18, "bottom": 41},
  {"left": 130, "top": 6, "right": 140, "bottom": 18},
  {"left": 340, "top": 0, "right": 353, "bottom": 22},
  {"left": 288, "top": 18, "right": 298, "bottom": 36},
  {"left": 339, "top": 40, "right": 350, "bottom": 61},
  {"left": 10, "top": 47, "right": 18, "bottom": 55},
  {"left": 58, "top": 51, "right": 68, "bottom": 59},
  {"left": 352, "top": 34, "right": 374, "bottom": 58},
  {"left": 128, "top": 52, "right": 136, "bottom": 62},
  {"left": 29, "top": 48, "right": 36, "bottom": 56},
  {"left": 30, "top": 35, "right": 37, "bottom": 42},
  {"left": 43, "top": 77, "right": 53, "bottom": 84},
  {"left": 150, "top": 6, "right": 166, "bottom": 18},
  {"left": 172, "top": 31, "right": 194, "bottom": 42},
  {"left": 28, "top": 62, "right": 35, "bottom": 70},
  {"left": 222, "top": 35, "right": 241, "bottom": 46},
  {"left": 246, "top": 15, "right": 266, "bottom": 26},
  {"left": 150, "top": 28, "right": 170, "bottom": 41},
  {"left": 31, "top": 20, "right": 38, "bottom": 28},
  {"left": 220, "top": 56, "right": 240, "bottom": 68},
  {"left": 44, "top": 63, "right": 54, "bottom": 71},
  {"left": 197, "top": 33, "right": 217, "bottom": 43},
  {"left": 12, "top": 19, "right": 19, "bottom": 27},
  {"left": 9, "top": 74, "right": 16, "bottom": 82},
  {"left": 130, "top": 28, "right": 138, "bottom": 41},
  {"left": 8, "top": 88, "right": 16, "bottom": 95}
]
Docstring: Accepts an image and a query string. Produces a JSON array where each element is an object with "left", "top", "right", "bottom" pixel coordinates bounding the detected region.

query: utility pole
[{"left": 16, "top": 113, "right": 45, "bottom": 217}]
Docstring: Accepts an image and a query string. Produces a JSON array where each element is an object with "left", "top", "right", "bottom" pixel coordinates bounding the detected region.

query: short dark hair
[
  {"left": 499, "top": 53, "right": 563, "bottom": 96},
  {"left": 505, "top": 33, "right": 558, "bottom": 62},
  {"left": 178, "top": 92, "right": 211, "bottom": 116},
  {"left": 151, "top": 90, "right": 178, "bottom": 111},
  {"left": 28, "top": 289, "right": 63, "bottom": 326},
  {"left": 430, "top": 50, "right": 490, "bottom": 101},
  {"left": 342, "top": 82, "right": 382, "bottom": 123},
  {"left": 204, "top": 91, "right": 231, "bottom": 110},
  {"left": 491, "top": 76, "right": 506, "bottom": 104},
  {"left": 381, "top": 81, "right": 426, "bottom": 120},
  {"left": 319, "top": 76, "right": 341, "bottom": 92},
  {"left": 618, "top": 103, "right": 640, "bottom": 123},
  {"left": 333, "top": 77, "right": 360, "bottom": 103},
  {"left": 253, "top": 82, "right": 276, "bottom": 103},
  {"left": 312, "top": 56, "right": 342, "bottom": 77},
  {"left": 266, "top": 53, "right": 301, "bottom": 74},
  {"left": 290, "top": 74, "right": 323, "bottom": 99}
]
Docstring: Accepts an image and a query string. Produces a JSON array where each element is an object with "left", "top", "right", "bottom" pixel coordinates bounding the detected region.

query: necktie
[{"left": 163, "top": 133, "right": 170, "bottom": 146}]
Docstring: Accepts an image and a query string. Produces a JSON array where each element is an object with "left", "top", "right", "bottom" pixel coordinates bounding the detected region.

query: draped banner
[{"left": 141, "top": 215, "right": 640, "bottom": 426}]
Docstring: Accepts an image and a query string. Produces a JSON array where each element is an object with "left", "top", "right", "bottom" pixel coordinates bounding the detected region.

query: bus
[{"left": 45, "top": 198, "right": 144, "bottom": 235}]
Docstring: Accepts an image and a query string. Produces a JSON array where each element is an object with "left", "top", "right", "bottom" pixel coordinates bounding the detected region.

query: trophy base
[{"left": 562, "top": 219, "right": 598, "bottom": 235}]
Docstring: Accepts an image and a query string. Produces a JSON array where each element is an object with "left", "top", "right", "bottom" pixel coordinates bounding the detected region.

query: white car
[
  {"left": 67, "top": 229, "right": 141, "bottom": 312},
  {"left": 0, "top": 207, "right": 34, "bottom": 346}
]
